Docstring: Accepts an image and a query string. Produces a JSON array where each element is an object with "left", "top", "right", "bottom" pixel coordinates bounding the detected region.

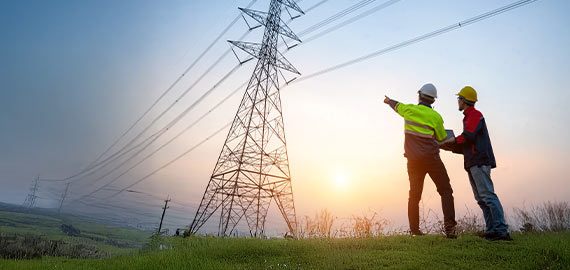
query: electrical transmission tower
[
  {"left": 58, "top": 182, "right": 71, "bottom": 214},
  {"left": 23, "top": 176, "right": 39, "bottom": 209},
  {"left": 189, "top": 0, "right": 304, "bottom": 237}
]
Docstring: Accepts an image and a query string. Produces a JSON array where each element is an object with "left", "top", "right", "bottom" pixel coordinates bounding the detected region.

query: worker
[
  {"left": 441, "top": 86, "right": 511, "bottom": 241},
  {"left": 384, "top": 83, "right": 457, "bottom": 238}
]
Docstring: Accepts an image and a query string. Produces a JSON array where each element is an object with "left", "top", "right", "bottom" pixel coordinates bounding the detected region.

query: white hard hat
[{"left": 418, "top": 83, "right": 437, "bottom": 99}]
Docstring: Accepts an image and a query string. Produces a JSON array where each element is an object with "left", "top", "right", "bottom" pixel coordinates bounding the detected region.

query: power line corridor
[{"left": 26, "top": 0, "right": 541, "bottom": 236}]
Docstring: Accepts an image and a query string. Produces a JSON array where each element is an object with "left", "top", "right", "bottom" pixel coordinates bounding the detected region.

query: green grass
[
  {"left": 0, "top": 206, "right": 152, "bottom": 256},
  {"left": 2, "top": 232, "right": 569, "bottom": 269}
]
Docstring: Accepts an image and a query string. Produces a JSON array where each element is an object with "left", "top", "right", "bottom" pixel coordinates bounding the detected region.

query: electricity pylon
[
  {"left": 189, "top": 0, "right": 303, "bottom": 237},
  {"left": 58, "top": 182, "right": 71, "bottom": 214},
  {"left": 23, "top": 176, "right": 39, "bottom": 209}
]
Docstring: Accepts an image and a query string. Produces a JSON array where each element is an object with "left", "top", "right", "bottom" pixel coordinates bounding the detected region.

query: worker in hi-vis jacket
[{"left": 384, "top": 83, "right": 457, "bottom": 238}]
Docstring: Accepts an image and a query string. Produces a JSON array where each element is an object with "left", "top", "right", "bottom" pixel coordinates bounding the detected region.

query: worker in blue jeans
[{"left": 441, "top": 86, "right": 511, "bottom": 241}]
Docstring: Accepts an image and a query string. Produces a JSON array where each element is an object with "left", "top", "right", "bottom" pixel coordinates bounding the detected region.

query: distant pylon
[
  {"left": 189, "top": 0, "right": 304, "bottom": 237},
  {"left": 23, "top": 176, "right": 39, "bottom": 209},
  {"left": 58, "top": 182, "right": 71, "bottom": 214}
]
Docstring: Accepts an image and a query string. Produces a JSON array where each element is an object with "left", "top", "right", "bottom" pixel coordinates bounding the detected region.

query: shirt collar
[{"left": 418, "top": 102, "right": 432, "bottom": 108}]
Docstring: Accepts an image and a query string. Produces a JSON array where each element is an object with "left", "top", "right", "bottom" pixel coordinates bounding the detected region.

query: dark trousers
[{"left": 407, "top": 156, "right": 457, "bottom": 233}]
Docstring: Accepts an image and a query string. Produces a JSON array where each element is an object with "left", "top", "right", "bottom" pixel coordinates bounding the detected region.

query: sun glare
[{"left": 333, "top": 171, "right": 349, "bottom": 190}]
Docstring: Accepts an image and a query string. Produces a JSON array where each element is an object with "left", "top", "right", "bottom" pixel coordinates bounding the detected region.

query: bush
[
  {"left": 513, "top": 201, "right": 570, "bottom": 232},
  {"left": 0, "top": 234, "right": 108, "bottom": 259},
  {"left": 455, "top": 208, "right": 485, "bottom": 235},
  {"left": 60, "top": 224, "right": 81, "bottom": 236}
]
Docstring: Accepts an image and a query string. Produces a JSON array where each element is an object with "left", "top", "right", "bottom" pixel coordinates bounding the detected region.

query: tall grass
[
  {"left": 298, "top": 209, "right": 335, "bottom": 238},
  {"left": 513, "top": 201, "right": 570, "bottom": 232},
  {"left": 297, "top": 210, "right": 390, "bottom": 238},
  {"left": 296, "top": 202, "right": 570, "bottom": 238}
]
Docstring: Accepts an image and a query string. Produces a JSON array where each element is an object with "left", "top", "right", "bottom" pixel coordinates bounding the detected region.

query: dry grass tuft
[{"left": 513, "top": 201, "right": 570, "bottom": 232}]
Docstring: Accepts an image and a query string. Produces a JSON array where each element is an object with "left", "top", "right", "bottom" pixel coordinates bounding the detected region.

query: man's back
[
  {"left": 395, "top": 103, "right": 446, "bottom": 160},
  {"left": 383, "top": 86, "right": 458, "bottom": 237}
]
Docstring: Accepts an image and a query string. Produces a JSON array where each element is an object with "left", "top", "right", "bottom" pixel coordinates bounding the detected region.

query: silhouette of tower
[
  {"left": 189, "top": 0, "right": 303, "bottom": 237},
  {"left": 23, "top": 176, "right": 39, "bottom": 209}
]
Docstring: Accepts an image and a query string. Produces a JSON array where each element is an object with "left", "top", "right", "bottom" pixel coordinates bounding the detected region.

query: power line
[
  {"left": 296, "top": 0, "right": 539, "bottom": 82},
  {"left": 40, "top": 0, "right": 389, "bottom": 215},
  {"left": 62, "top": 0, "right": 370, "bottom": 198},
  {"left": 69, "top": 64, "right": 245, "bottom": 202},
  {"left": 301, "top": 0, "right": 401, "bottom": 44},
  {"left": 83, "top": 0, "right": 259, "bottom": 168},
  {"left": 73, "top": 0, "right": 536, "bottom": 207},
  {"left": 304, "top": 0, "right": 330, "bottom": 14},
  {"left": 71, "top": 0, "right": 385, "bottom": 192},
  {"left": 75, "top": 0, "right": 334, "bottom": 178},
  {"left": 65, "top": 30, "right": 254, "bottom": 191},
  {"left": 61, "top": 132, "right": 162, "bottom": 186},
  {"left": 103, "top": 0, "right": 538, "bottom": 198},
  {"left": 55, "top": 0, "right": 259, "bottom": 183},
  {"left": 58, "top": 182, "right": 70, "bottom": 213},
  {"left": 77, "top": 200, "right": 157, "bottom": 218},
  {"left": 104, "top": 122, "right": 232, "bottom": 199},
  {"left": 297, "top": 0, "right": 376, "bottom": 37}
]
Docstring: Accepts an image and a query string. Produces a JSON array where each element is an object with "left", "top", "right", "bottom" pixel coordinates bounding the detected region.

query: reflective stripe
[
  {"left": 405, "top": 120, "right": 434, "bottom": 131},
  {"left": 397, "top": 103, "right": 446, "bottom": 141},
  {"left": 405, "top": 129, "right": 435, "bottom": 139}
]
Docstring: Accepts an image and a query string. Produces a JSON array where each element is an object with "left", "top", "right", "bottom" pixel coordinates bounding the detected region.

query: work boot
[
  {"left": 484, "top": 232, "right": 513, "bottom": 241},
  {"left": 445, "top": 226, "right": 457, "bottom": 239}
]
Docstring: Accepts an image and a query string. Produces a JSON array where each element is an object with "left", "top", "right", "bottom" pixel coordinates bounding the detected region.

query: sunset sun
[{"left": 333, "top": 171, "right": 350, "bottom": 190}]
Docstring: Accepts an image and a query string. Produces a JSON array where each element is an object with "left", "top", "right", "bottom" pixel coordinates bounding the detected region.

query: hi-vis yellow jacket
[
  {"left": 396, "top": 103, "right": 447, "bottom": 142},
  {"left": 388, "top": 100, "right": 447, "bottom": 159}
]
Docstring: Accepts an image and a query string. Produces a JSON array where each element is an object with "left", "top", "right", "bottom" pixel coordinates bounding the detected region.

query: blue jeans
[{"left": 468, "top": 165, "right": 509, "bottom": 235}]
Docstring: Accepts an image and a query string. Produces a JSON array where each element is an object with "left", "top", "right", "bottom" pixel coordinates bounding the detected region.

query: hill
[
  {"left": 1, "top": 232, "right": 569, "bottom": 269},
  {"left": 0, "top": 202, "right": 152, "bottom": 257}
]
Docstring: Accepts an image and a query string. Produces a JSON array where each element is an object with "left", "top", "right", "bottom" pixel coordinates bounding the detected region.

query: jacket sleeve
[
  {"left": 450, "top": 142, "right": 463, "bottom": 154},
  {"left": 387, "top": 99, "right": 399, "bottom": 112},
  {"left": 395, "top": 103, "right": 410, "bottom": 117},
  {"left": 440, "top": 141, "right": 463, "bottom": 154},
  {"left": 456, "top": 110, "right": 482, "bottom": 144},
  {"left": 433, "top": 115, "right": 447, "bottom": 142}
]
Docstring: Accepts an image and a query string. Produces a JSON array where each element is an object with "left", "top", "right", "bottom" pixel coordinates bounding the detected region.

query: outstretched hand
[{"left": 383, "top": 95, "right": 391, "bottom": 104}]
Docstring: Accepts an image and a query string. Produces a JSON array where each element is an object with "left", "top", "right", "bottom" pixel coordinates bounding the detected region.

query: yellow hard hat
[{"left": 457, "top": 86, "right": 478, "bottom": 102}]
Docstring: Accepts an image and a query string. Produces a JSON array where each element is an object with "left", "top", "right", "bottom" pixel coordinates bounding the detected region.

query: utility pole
[
  {"left": 190, "top": 0, "right": 304, "bottom": 237},
  {"left": 157, "top": 196, "right": 171, "bottom": 235},
  {"left": 58, "top": 182, "right": 71, "bottom": 214},
  {"left": 23, "top": 176, "right": 39, "bottom": 209}
]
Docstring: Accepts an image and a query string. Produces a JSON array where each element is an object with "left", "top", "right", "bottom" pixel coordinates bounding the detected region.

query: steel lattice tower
[
  {"left": 189, "top": 0, "right": 303, "bottom": 237},
  {"left": 23, "top": 176, "right": 39, "bottom": 209}
]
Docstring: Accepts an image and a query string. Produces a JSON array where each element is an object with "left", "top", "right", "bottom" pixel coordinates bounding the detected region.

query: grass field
[
  {"left": 1, "top": 203, "right": 568, "bottom": 269},
  {"left": 0, "top": 204, "right": 151, "bottom": 256},
  {"left": 1, "top": 232, "right": 569, "bottom": 269}
]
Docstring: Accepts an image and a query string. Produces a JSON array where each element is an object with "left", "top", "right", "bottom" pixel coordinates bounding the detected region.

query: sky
[{"left": 1, "top": 0, "right": 569, "bottom": 234}]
